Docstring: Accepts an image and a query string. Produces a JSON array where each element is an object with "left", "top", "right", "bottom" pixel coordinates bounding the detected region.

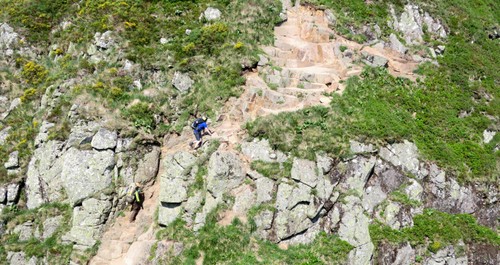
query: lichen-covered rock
[
  {"left": 232, "top": 185, "right": 256, "bottom": 214},
  {"left": 0, "top": 185, "right": 6, "bottom": 204},
  {"left": 7, "top": 252, "right": 38, "bottom": 265},
  {"left": 291, "top": 158, "right": 318, "bottom": 187},
  {"left": 13, "top": 221, "right": 34, "bottom": 241},
  {"left": 350, "top": 140, "right": 377, "bottom": 154},
  {"left": 34, "top": 121, "right": 55, "bottom": 147},
  {"left": 91, "top": 128, "right": 117, "bottom": 150},
  {"left": 6, "top": 182, "right": 21, "bottom": 205},
  {"left": 389, "top": 33, "right": 408, "bottom": 54},
  {"left": 200, "top": 7, "right": 222, "bottom": 21},
  {"left": 241, "top": 139, "right": 287, "bottom": 162},
  {"left": 134, "top": 146, "right": 160, "bottom": 184},
  {"left": 26, "top": 140, "right": 65, "bottom": 209},
  {"left": 255, "top": 177, "right": 275, "bottom": 204},
  {"left": 61, "top": 148, "right": 115, "bottom": 205},
  {"left": 206, "top": 151, "right": 245, "bottom": 198},
  {"left": 63, "top": 198, "right": 112, "bottom": 249},
  {"left": 42, "top": 216, "right": 63, "bottom": 239},
  {"left": 379, "top": 140, "right": 427, "bottom": 179},
  {"left": 193, "top": 193, "right": 221, "bottom": 231},
  {"left": 0, "top": 126, "right": 11, "bottom": 145},
  {"left": 172, "top": 71, "right": 194, "bottom": 93},
  {"left": 338, "top": 196, "right": 374, "bottom": 265},
  {"left": 94, "top": 31, "right": 115, "bottom": 49},
  {"left": 4, "top": 151, "right": 19, "bottom": 170},
  {"left": 67, "top": 121, "right": 100, "bottom": 147}
]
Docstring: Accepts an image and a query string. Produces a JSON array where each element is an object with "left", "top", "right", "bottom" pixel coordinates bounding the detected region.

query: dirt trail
[{"left": 90, "top": 4, "right": 419, "bottom": 264}]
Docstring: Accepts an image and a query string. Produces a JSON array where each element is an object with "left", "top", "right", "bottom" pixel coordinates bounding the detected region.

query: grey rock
[
  {"left": 26, "top": 140, "right": 65, "bottom": 209},
  {"left": 193, "top": 193, "right": 221, "bottom": 231},
  {"left": 158, "top": 203, "right": 183, "bottom": 227},
  {"left": 291, "top": 158, "right": 318, "bottom": 187},
  {"left": 405, "top": 179, "right": 423, "bottom": 201},
  {"left": 61, "top": 148, "right": 115, "bottom": 205},
  {"left": 94, "top": 31, "right": 115, "bottom": 49},
  {"left": 381, "top": 202, "right": 402, "bottom": 229},
  {"left": 288, "top": 183, "right": 312, "bottom": 211},
  {"left": 116, "top": 138, "right": 133, "bottom": 153},
  {"left": 201, "top": 7, "right": 222, "bottom": 21},
  {"left": 0, "top": 23, "right": 19, "bottom": 51},
  {"left": 275, "top": 181, "right": 294, "bottom": 211},
  {"left": 361, "top": 51, "right": 389, "bottom": 67},
  {"left": 91, "top": 128, "right": 117, "bottom": 150},
  {"left": 255, "top": 177, "right": 275, "bottom": 204},
  {"left": 7, "top": 252, "right": 37, "bottom": 265},
  {"left": 483, "top": 130, "right": 496, "bottom": 144},
  {"left": 63, "top": 198, "right": 112, "bottom": 249},
  {"left": 4, "top": 151, "right": 19, "bottom": 169},
  {"left": 42, "top": 216, "right": 63, "bottom": 239},
  {"left": 373, "top": 160, "right": 406, "bottom": 193},
  {"left": 0, "top": 186, "right": 6, "bottom": 204},
  {"left": 379, "top": 140, "right": 427, "bottom": 179},
  {"left": 232, "top": 185, "right": 256, "bottom": 214},
  {"left": 389, "top": 33, "right": 408, "bottom": 54},
  {"left": 6, "top": 182, "right": 21, "bottom": 204},
  {"left": 343, "top": 156, "right": 376, "bottom": 193},
  {"left": 0, "top": 126, "right": 11, "bottom": 145},
  {"left": 338, "top": 196, "right": 374, "bottom": 265},
  {"left": 274, "top": 203, "right": 312, "bottom": 241},
  {"left": 152, "top": 241, "right": 184, "bottom": 264},
  {"left": 0, "top": 96, "right": 7, "bottom": 113},
  {"left": 363, "top": 185, "right": 387, "bottom": 213},
  {"left": 34, "top": 121, "right": 55, "bottom": 147},
  {"left": 241, "top": 138, "right": 287, "bottom": 162},
  {"left": 253, "top": 209, "right": 274, "bottom": 238},
  {"left": 412, "top": 54, "right": 424, "bottom": 62},
  {"left": 134, "top": 146, "right": 160, "bottom": 184},
  {"left": 183, "top": 191, "right": 203, "bottom": 225},
  {"left": 257, "top": 54, "right": 269, "bottom": 66},
  {"left": 350, "top": 140, "right": 377, "bottom": 154},
  {"left": 324, "top": 10, "right": 337, "bottom": 25},
  {"left": 281, "top": 219, "right": 321, "bottom": 245},
  {"left": 172, "top": 71, "right": 194, "bottom": 93},
  {"left": 160, "top": 178, "right": 187, "bottom": 203},
  {"left": 13, "top": 221, "right": 34, "bottom": 241},
  {"left": 436, "top": 45, "right": 446, "bottom": 54},
  {"left": 316, "top": 153, "right": 333, "bottom": 174},
  {"left": 206, "top": 151, "right": 245, "bottom": 198},
  {"left": 67, "top": 121, "right": 100, "bottom": 147}
]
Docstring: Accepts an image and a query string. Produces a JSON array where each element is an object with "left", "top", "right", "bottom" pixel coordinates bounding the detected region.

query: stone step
[
  {"left": 284, "top": 67, "right": 338, "bottom": 84},
  {"left": 278, "top": 87, "right": 325, "bottom": 97},
  {"left": 274, "top": 25, "right": 301, "bottom": 37},
  {"left": 258, "top": 104, "right": 305, "bottom": 116},
  {"left": 273, "top": 58, "right": 314, "bottom": 68},
  {"left": 263, "top": 89, "right": 298, "bottom": 105}
]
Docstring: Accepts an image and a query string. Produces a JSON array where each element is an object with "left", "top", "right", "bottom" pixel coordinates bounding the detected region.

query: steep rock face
[
  {"left": 206, "top": 151, "right": 246, "bottom": 198},
  {"left": 60, "top": 148, "right": 115, "bottom": 205}
]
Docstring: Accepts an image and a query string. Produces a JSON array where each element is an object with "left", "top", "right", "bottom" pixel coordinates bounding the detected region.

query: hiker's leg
[{"left": 130, "top": 207, "right": 139, "bottom": 222}]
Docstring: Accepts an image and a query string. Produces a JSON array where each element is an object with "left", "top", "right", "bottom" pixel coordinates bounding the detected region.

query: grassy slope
[{"left": 248, "top": 0, "right": 499, "bottom": 182}]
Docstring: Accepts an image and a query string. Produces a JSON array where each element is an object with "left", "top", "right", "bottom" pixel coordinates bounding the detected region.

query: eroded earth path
[{"left": 90, "top": 4, "right": 420, "bottom": 264}]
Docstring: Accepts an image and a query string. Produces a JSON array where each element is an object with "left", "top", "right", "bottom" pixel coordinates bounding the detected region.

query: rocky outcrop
[
  {"left": 389, "top": 4, "right": 447, "bottom": 45},
  {"left": 206, "top": 151, "right": 245, "bottom": 198},
  {"left": 62, "top": 197, "right": 113, "bottom": 250},
  {"left": 172, "top": 71, "right": 194, "bottom": 93}
]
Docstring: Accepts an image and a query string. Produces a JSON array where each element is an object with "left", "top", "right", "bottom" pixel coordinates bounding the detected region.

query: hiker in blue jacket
[{"left": 191, "top": 116, "right": 212, "bottom": 149}]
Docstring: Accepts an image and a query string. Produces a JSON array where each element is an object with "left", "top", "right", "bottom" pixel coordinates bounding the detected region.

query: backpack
[{"left": 191, "top": 118, "right": 204, "bottom": 130}]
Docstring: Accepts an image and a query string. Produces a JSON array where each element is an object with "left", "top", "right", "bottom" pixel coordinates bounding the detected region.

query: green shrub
[{"left": 122, "top": 102, "right": 156, "bottom": 131}]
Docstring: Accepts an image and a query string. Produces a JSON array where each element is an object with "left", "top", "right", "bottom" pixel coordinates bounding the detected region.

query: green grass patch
[
  {"left": 157, "top": 208, "right": 353, "bottom": 265},
  {"left": 370, "top": 209, "right": 500, "bottom": 250},
  {"left": 250, "top": 160, "right": 292, "bottom": 180}
]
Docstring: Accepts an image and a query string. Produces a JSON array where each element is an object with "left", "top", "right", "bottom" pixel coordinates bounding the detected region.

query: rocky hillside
[{"left": 0, "top": 0, "right": 498, "bottom": 264}]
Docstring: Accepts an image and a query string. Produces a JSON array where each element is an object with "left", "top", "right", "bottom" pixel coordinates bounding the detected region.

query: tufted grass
[
  {"left": 156, "top": 207, "right": 353, "bottom": 265},
  {"left": 0, "top": 203, "right": 73, "bottom": 264},
  {"left": 369, "top": 209, "right": 500, "bottom": 255}
]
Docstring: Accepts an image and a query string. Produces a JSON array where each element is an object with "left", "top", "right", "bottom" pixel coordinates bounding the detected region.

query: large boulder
[
  {"left": 134, "top": 146, "right": 160, "bottom": 184},
  {"left": 379, "top": 140, "right": 427, "bottom": 179},
  {"left": 60, "top": 148, "right": 115, "bottom": 205},
  {"left": 62, "top": 198, "right": 112, "bottom": 250},
  {"left": 172, "top": 72, "right": 194, "bottom": 93},
  {"left": 291, "top": 158, "right": 319, "bottom": 187},
  {"left": 206, "top": 151, "right": 245, "bottom": 198},
  {"left": 241, "top": 138, "right": 287, "bottom": 162},
  {"left": 25, "top": 140, "right": 65, "bottom": 209},
  {"left": 91, "top": 128, "right": 117, "bottom": 150}
]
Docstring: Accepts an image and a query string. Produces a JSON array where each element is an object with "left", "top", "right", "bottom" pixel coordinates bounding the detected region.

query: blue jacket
[{"left": 195, "top": 122, "right": 208, "bottom": 132}]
